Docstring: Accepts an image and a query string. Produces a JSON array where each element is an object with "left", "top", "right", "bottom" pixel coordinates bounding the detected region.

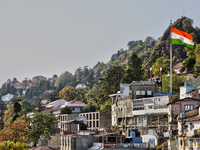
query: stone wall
[
  {"left": 48, "top": 133, "right": 61, "bottom": 149},
  {"left": 100, "top": 112, "right": 111, "bottom": 129}
]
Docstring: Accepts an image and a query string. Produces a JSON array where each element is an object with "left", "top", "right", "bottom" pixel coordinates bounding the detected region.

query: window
[
  {"left": 96, "top": 113, "right": 99, "bottom": 119},
  {"left": 180, "top": 140, "right": 182, "bottom": 146},
  {"left": 96, "top": 121, "right": 99, "bottom": 127},
  {"left": 93, "top": 113, "right": 95, "bottom": 119},
  {"left": 185, "top": 105, "right": 194, "bottom": 111},
  {"left": 138, "top": 117, "right": 143, "bottom": 123},
  {"left": 148, "top": 106, "right": 153, "bottom": 109},
  {"left": 147, "top": 91, "right": 152, "bottom": 95},
  {"left": 141, "top": 91, "right": 145, "bottom": 95},
  {"left": 136, "top": 91, "right": 140, "bottom": 95}
]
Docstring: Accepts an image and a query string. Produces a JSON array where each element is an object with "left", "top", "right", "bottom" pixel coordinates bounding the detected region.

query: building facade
[{"left": 79, "top": 111, "right": 111, "bottom": 130}]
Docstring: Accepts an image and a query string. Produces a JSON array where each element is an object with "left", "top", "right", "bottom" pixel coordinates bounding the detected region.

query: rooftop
[
  {"left": 131, "top": 80, "right": 157, "bottom": 86},
  {"left": 69, "top": 100, "right": 84, "bottom": 104},
  {"left": 31, "top": 146, "right": 57, "bottom": 150}
]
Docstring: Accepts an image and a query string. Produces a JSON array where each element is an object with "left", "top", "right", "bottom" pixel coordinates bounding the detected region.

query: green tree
[
  {"left": 29, "top": 112, "right": 58, "bottom": 147},
  {"left": 47, "top": 92, "right": 59, "bottom": 103},
  {"left": 34, "top": 98, "right": 43, "bottom": 111},
  {"left": 86, "top": 82, "right": 101, "bottom": 108},
  {"left": 54, "top": 71, "right": 74, "bottom": 89},
  {"left": 60, "top": 106, "right": 72, "bottom": 114},
  {"left": 84, "top": 69, "right": 95, "bottom": 89},
  {"left": 75, "top": 88, "right": 87, "bottom": 103},
  {"left": 12, "top": 78, "right": 18, "bottom": 84},
  {"left": 97, "top": 66, "right": 124, "bottom": 106},
  {"left": 100, "top": 100, "right": 111, "bottom": 112},
  {"left": 152, "top": 57, "right": 170, "bottom": 77},
  {"left": 12, "top": 99, "right": 22, "bottom": 122},
  {"left": 59, "top": 86, "right": 75, "bottom": 101},
  {"left": 81, "top": 102, "right": 97, "bottom": 113},
  {"left": 194, "top": 44, "right": 200, "bottom": 76},
  {"left": 0, "top": 141, "right": 29, "bottom": 150},
  {"left": 121, "top": 53, "right": 145, "bottom": 83},
  {"left": 162, "top": 74, "right": 185, "bottom": 94}
]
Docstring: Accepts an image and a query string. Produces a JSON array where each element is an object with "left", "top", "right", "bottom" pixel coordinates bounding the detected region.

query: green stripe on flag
[{"left": 171, "top": 39, "right": 193, "bottom": 49}]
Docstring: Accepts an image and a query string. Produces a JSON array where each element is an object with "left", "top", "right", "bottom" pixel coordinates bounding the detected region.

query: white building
[
  {"left": 60, "top": 100, "right": 85, "bottom": 114},
  {"left": 177, "top": 105, "right": 200, "bottom": 150},
  {"left": 1, "top": 93, "right": 16, "bottom": 102},
  {"left": 179, "top": 83, "right": 196, "bottom": 99}
]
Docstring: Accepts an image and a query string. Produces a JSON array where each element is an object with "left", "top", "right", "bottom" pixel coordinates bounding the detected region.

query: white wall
[
  {"left": 2, "top": 94, "right": 14, "bottom": 101},
  {"left": 120, "top": 83, "right": 130, "bottom": 98},
  {"left": 178, "top": 120, "right": 200, "bottom": 136},
  {"left": 179, "top": 86, "right": 196, "bottom": 99}
]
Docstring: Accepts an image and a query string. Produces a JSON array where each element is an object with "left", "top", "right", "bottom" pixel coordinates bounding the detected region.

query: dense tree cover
[
  {"left": 97, "top": 66, "right": 124, "bottom": 108},
  {"left": 81, "top": 101, "right": 97, "bottom": 113},
  {"left": 60, "top": 106, "right": 72, "bottom": 114},
  {"left": 162, "top": 74, "right": 192, "bottom": 94},
  {"left": 1, "top": 101, "right": 58, "bottom": 147},
  {"left": 121, "top": 53, "right": 146, "bottom": 83},
  {"left": 47, "top": 92, "right": 59, "bottom": 103},
  {"left": 3, "top": 99, "right": 33, "bottom": 125},
  {"left": 0, "top": 141, "right": 29, "bottom": 150},
  {"left": 152, "top": 57, "right": 170, "bottom": 77},
  {"left": 29, "top": 112, "right": 58, "bottom": 147},
  {"left": 0, "top": 78, "right": 17, "bottom": 98},
  {"left": 75, "top": 88, "right": 87, "bottom": 103},
  {"left": 59, "top": 86, "right": 75, "bottom": 101},
  {"left": 0, "top": 118, "right": 30, "bottom": 143},
  {"left": 145, "top": 16, "right": 200, "bottom": 71}
]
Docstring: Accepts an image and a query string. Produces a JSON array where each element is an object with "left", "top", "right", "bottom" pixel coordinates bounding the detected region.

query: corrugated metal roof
[{"left": 131, "top": 80, "right": 157, "bottom": 86}]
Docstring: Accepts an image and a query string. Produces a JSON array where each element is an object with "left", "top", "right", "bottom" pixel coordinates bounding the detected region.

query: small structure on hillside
[{"left": 94, "top": 133, "right": 125, "bottom": 148}]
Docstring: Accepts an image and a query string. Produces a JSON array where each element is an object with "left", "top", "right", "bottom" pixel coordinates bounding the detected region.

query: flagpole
[{"left": 170, "top": 19, "right": 172, "bottom": 93}]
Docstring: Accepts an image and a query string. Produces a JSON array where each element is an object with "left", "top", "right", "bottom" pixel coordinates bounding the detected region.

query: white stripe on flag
[{"left": 171, "top": 32, "right": 194, "bottom": 45}]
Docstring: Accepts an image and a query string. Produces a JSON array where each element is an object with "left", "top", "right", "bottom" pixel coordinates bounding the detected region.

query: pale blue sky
[{"left": 0, "top": 0, "right": 200, "bottom": 85}]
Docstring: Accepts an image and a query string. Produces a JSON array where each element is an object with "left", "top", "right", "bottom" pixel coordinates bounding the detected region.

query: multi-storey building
[
  {"left": 111, "top": 80, "right": 176, "bottom": 135},
  {"left": 79, "top": 111, "right": 111, "bottom": 130}
]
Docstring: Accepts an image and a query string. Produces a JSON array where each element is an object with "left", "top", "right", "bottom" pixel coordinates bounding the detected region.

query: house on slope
[
  {"left": 111, "top": 80, "right": 175, "bottom": 136},
  {"left": 167, "top": 97, "right": 200, "bottom": 137},
  {"left": 176, "top": 105, "right": 200, "bottom": 150}
]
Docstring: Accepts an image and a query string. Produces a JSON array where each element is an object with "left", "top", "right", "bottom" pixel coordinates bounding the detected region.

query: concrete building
[
  {"left": 60, "top": 134, "right": 94, "bottom": 150},
  {"left": 79, "top": 111, "right": 111, "bottom": 130},
  {"left": 176, "top": 105, "right": 200, "bottom": 150},
  {"left": 179, "top": 83, "right": 197, "bottom": 99},
  {"left": 60, "top": 100, "right": 85, "bottom": 114},
  {"left": 130, "top": 80, "right": 159, "bottom": 99},
  {"left": 112, "top": 94, "right": 174, "bottom": 135},
  {"left": 60, "top": 114, "right": 80, "bottom": 132},
  {"left": 167, "top": 97, "right": 200, "bottom": 137},
  {"left": 111, "top": 80, "right": 175, "bottom": 136}
]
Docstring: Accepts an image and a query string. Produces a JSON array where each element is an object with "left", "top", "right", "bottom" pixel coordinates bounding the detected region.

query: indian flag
[{"left": 171, "top": 27, "right": 194, "bottom": 49}]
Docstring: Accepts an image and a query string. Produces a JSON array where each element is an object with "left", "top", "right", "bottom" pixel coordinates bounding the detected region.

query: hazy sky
[{"left": 0, "top": 0, "right": 200, "bottom": 86}]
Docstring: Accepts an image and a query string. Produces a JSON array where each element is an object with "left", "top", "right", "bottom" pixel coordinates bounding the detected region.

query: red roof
[
  {"left": 31, "top": 146, "right": 58, "bottom": 150},
  {"left": 14, "top": 82, "right": 23, "bottom": 85},
  {"left": 46, "top": 99, "right": 67, "bottom": 106},
  {"left": 69, "top": 100, "right": 84, "bottom": 104}
]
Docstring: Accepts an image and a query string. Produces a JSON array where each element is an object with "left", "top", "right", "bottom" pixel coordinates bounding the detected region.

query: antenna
[{"left": 183, "top": 10, "right": 185, "bottom": 16}]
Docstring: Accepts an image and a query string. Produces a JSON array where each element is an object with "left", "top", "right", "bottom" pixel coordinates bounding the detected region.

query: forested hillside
[{"left": 0, "top": 16, "right": 200, "bottom": 112}]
